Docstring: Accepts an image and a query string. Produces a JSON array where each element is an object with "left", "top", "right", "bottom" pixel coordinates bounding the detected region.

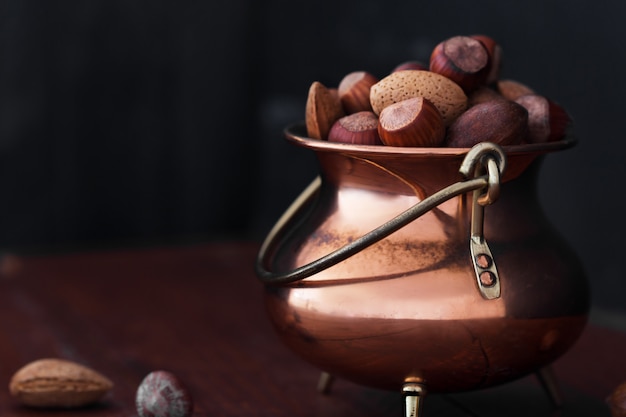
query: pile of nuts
[{"left": 305, "top": 35, "right": 571, "bottom": 148}]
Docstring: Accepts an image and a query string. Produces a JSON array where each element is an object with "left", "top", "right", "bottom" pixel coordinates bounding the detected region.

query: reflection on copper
[{"left": 258, "top": 125, "right": 589, "bottom": 401}]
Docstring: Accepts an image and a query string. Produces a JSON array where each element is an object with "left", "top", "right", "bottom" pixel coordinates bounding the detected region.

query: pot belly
[{"left": 264, "top": 271, "right": 587, "bottom": 393}]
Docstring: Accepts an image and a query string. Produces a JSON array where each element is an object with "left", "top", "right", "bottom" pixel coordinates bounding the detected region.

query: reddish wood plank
[{"left": 0, "top": 243, "right": 622, "bottom": 416}]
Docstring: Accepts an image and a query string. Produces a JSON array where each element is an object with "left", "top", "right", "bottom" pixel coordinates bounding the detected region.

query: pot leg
[
  {"left": 317, "top": 371, "right": 335, "bottom": 394},
  {"left": 535, "top": 366, "right": 562, "bottom": 408},
  {"left": 403, "top": 382, "right": 426, "bottom": 417}
]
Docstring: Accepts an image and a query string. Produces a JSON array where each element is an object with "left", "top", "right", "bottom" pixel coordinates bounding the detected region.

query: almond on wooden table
[{"left": 9, "top": 358, "right": 114, "bottom": 408}]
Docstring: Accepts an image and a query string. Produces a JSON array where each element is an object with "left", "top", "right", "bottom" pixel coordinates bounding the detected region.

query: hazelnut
[
  {"left": 391, "top": 61, "right": 428, "bottom": 72},
  {"left": 305, "top": 81, "right": 345, "bottom": 140},
  {"left": 338, "top": 71, "right": 379, "bottom": 114},
  {"left": 136, "top": 370, "right": 193, "bottom": 417},
  {"left": 378, "top": 97, "right": 445, "bottom": 147},
  {"left": 445, "top": 99, "right": 528, "bottom": 147},
  {"left": 370, "top": 69, "right": 467, "bottom": 126},
  {"left": 328, "top": 111, "right": 382, "bottom": 145},
  {"left": 467, "top": 86, "right": 505, "bottom": 107},
  {"left": 514, "top": 94, "right": 572, "bottom": 143},
  {"left": 429, "top": 35, "right": 490, "bottom": 93},
  {"left": 470, "top": 34, "right": 502, "bottom": 85},
  {"left": 608, "top": 381, "right": 626, "bottom": 417},
  {"left": 497, "top": 79, "right": 535, "bottom": 101}
]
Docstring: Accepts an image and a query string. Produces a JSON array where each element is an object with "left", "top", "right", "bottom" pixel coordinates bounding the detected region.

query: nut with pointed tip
[
  {"left": 338, "top": 71, "right": 378, "bottom": 114},
  {"left": 497, "top": 79, "right": 535, "bottom": 101},
  {"left": 328, "top": 111, "right": 383, "bottom": 145},
  {"left": 445, "top": 99, "right": 528, "bottom": 147},
  {"left": 9, "top": 358, "right": 113, "bottom": 408},
  {"left": 514, "top": 94, "right": 572, "bottom": 143},
  {"left": 370, "top": 69, "right": 467, "bottom": 126},
  {"left": 378, "top": 97, "right": 445, "bottom": 147},
  {"left": 136, "top": 370, "right": 193, "bottom": 417},
  {"left": 429, "top": 35, "right": 490, "bottom": 93},
  {"left": 471, "top": 34, "right": 502, "bottom": 85},
  {"left": 305, "top": 81, "right": 345, "bottom": 140}
]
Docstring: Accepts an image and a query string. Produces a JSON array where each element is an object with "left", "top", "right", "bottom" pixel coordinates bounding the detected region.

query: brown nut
[
  {"left": 378, "top": 97, "right": 445, "bottom": 147},
  {"left": 514, "top": 94, "right": 572, "bottom": 143},
  {"left": 429, "top": 35, "right": 490, "bottom": 93},
  {"left": 470, "top": 34, "right": 502, "bottom": 85},
  {"left": 370, "top": 70, "right": 467, "bottom": 126},
  {"left": 467, "top": 86, "right": 505, "bottom": 107},
  {"left": 9, "top": 358, "right": 113, "bottom": 408},
  {"left": 497, "top": 79, "right": 535, "bottom": 101},
  {"left": 136, "top": 370, "right": 194, "bottom": 417},
  {"left": 328, "top": 111, "right": 382, "bottom": 145},
  {"left": 338, "top": 71, "right": 379, "bottom": 114},
  {"left": 608, "top": 381, "right": 626, "bottom": 417},
  {"left": 391, "top": 60, "right": 429, "bottom": 72},
  {"left": 305, "top": 81, "right": 345, "bottom": 140},
  {"left": 445, "top": 99, "right": 528, "bottom": 147}
]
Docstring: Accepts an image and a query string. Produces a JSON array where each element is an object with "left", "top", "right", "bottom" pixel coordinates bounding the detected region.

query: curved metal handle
[{"left": 256, "top": 142, "right": 507, "bottom": 286}]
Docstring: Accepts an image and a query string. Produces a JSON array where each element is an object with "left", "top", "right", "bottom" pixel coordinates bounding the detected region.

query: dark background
[{"left": 0, "top": 1, "right": 624, "bottom": 317}]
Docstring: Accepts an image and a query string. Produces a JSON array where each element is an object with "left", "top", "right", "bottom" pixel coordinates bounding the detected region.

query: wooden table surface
[{"left": 0, "top": 241, "right": 623, "bottom": 417}]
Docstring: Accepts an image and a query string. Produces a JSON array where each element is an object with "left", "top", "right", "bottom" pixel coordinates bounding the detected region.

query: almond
[
  {"left": 369, "top": 70, "right": 467, "bottom": 126},
  {"left": 305, "top": 81, "right": 345, "bottom": 140},
  {"left": 9, "top": 358, "right": 113, "bottom": 408}
]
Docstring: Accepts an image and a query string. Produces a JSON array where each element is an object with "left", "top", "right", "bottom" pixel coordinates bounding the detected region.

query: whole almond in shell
[
  {"left": 9, "top": 358, "right": 113, "bottom": 408},
  {"left": 305, "top": 81, "right": 345, "bottom": 140},
  {"left": 370, "top": 70, "right": 467, "bottom": 126}
]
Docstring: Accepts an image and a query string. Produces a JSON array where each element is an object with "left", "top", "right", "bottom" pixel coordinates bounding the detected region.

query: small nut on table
[
  {"left": 9, "top": 358, "right": 113, "bottom": 408},
  {"left": 136, "top": 370, "right": 194, "bottom": 417}
]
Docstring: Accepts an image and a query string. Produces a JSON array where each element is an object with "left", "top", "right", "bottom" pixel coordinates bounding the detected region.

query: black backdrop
[{"left": 1, "top": 1, "right": 625, "bottom": 314}]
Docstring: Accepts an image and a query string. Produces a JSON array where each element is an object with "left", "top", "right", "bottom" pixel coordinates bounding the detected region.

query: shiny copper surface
[{"left": 258, "top": 124, "right": 589, "bottom": 394}]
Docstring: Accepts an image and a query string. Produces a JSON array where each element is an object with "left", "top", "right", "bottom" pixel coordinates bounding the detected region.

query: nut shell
[
  {"left": 136, "top": 370, "right": 194, "bottom": 417},
  {"left": 445, "top": 99, "right": 528, "bottom": 147},
  {"left": 378, "top": 97, "right": 445, "bottom": 147},
  {"left": 471, "top": 34, "right": 502, "bottom": 85},
  {"left": 9, "top": 358, "right": 113, "bottom": 408},
  {"left": 515, "top": 94, "right": 572, "bottom": 143},
  {"left": 370, "top": 70, "right": 467, "bottom": 126},
  {"left": 305, "top": 81, "right": 345, "bottom": 140},
  {"left": 497, "top": 79, "right": 535, "bottom": 101},
  {"left": 391, "top": 61, "right": 428, "bottom": 72},
  {"left": 608, "top": 381, "right": 626, "bottom": 417},
  {"left": 429, "top": 35, "right": 490, "bottom": 93},
  {"left": 328, "top": 111, "right": 382, "bottom": 145},
  {"left": 338, "top": 71, "right": 378, "bottom": 114}
]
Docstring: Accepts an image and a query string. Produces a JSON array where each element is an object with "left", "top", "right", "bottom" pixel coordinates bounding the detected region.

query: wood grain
[{"left": 0, "top": 243, "right": 621, "bottom": 416}]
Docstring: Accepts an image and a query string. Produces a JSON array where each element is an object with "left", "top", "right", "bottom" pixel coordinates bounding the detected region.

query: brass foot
[
  {"left": 317, "top": 372, "right": 335, "bottom": 394},
  {"left": 535, "top": 366, "right": 562, "bottom": 409},
  {"left": 403, "top": 382, "right": 425, "bottom": 417}
]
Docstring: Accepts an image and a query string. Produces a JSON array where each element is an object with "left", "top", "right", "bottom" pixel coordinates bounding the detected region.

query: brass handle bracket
[{"left": 460, "top": 143, "right": 507, "bottom": 299}]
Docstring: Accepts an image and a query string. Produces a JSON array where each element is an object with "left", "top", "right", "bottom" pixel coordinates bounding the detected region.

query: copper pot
[{"left": 256, "top": 124, "right": 589, "bottom": 415}]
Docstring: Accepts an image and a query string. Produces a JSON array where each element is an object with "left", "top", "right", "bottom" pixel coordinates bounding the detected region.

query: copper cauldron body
[{"left": 256, "top": 124, "right": 589, "bottom": 407}]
